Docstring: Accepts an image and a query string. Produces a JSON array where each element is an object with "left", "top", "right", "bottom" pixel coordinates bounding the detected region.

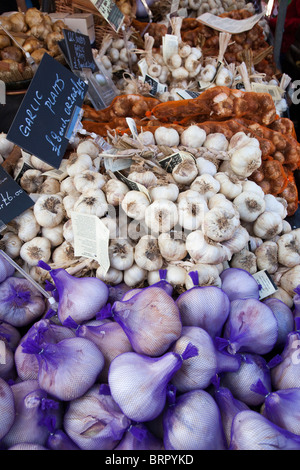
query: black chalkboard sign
[
  {"left": 63, "top": 29, "right": 97, "bottom": 72},
  {"left": 0, "top": 165, "right": 33, "bottom": 228},
  {"left": 6, "top": 53, "right": 88, "bottom": 169}
]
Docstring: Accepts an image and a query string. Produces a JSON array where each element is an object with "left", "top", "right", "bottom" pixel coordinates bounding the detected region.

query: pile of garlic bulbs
[{"left": 1, "top": 123, "right": 299, "bottom": 309}]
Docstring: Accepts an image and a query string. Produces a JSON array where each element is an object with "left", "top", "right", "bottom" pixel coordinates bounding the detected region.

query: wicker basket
[{"left": 54, "top": 0, "right": 137, "bottom": 48}]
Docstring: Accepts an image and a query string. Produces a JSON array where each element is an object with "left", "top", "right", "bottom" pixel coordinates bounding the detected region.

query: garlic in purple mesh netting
[
  {"left": 21, "top": 324, "right": 105, "bottom": 401},
  {"left": 263, "top": 298, "right": 294, "bottom": 349},
  {"left": 271, "top": 329, "right": 300, "bottom": 390},
  {"left": 0, "top": 277, "right": 46, "bottom": 327},
  {"left": 221, "top": 297, "right": 278, "bottom": 355},
  {"left": 213, "top": 385, "right": 249, "bottom": 448},
  {"left": 63, "top": 384, "right": 131, "bottom": 450},
  {"left": 229, "top": 409, "right": 300, "bottom": 450},
  {"left": 175, "top": 271, "right": 230, "bottom": 339},
  {"left": 1, "top": 379, "right": 61, "bottom": 449},
  {"left": 220, "top": 353, "right": 272, "bottom": 407},
  {"left": 114, "top": 424, "right": 164, "bottom": 450},
  {"left": 0, "top": 321, "right": 21, "bottom": 351},
  {"left": 163, "top": 388, "right": 227, "bottom": 450},
  {"left": 37, "top": 261, "right": 109, "bottom": 325},
  {"left": 76, "top": 318, "right": 133, "bottom": 382},
  {"left": 109, "top": 285, "right": 182, "bottom": 357},
  {"left": 14, "top": 318, "right": 76, "bottom": 381},
  {"left": 219, "top": 267, "right": 260, "bottom": 301},
  {"left": 0, "top": 377, "right": 15, "bottom": 441},
  {"left": 169, "top": 326, "right": 240, "bottom": 393},
  {"left": 108, "top": 343, "right": 198, "bottom": 423},
  {"left": 0, "top": 252, "right": 15, "bottom": 282},
  {"left": 259, "top": 384, "right": 300, "bottom": 436}
]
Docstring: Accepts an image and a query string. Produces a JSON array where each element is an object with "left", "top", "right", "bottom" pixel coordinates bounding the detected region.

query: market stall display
[{"left": 0, "top": 0, "right": 300, "bottom": 452}]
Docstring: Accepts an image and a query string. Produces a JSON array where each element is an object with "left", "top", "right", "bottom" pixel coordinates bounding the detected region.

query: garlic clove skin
[
  {"left": 172, "top": 158, "right": 198, "bottom": 186},
  {"left": 180, "top": 125, "right": 206, "bottom": 148},
  {"left": 186, "top": 230, "right": 231, "bottom": 265},
  {"left": 177, "top": 195, "right": 208, "bottom": 231},
  {"left": 149, "top": 183, "right": 179, "bottom": 202},
  {"left": 0, "top": 232, "right": 22, "bottom": 259},
  {"left": 128, "top": 170, "right": 158, "bottom": 189},
  {"left": 42, "top": 224, "right": 64, "bottom": 248},
  {"left": 138, "top": 131, "right": 155, "bottom": 146},
  {"left": 63, "top": 219, "right": 74, "bottom": 244},
  {"left": 158, "top": 231, "right": 187, "bottom": 262},
  {"left": 66, "top": 153, "right": 93, "bottom": 177},
  {"left": 233, "top": 191, "right": 266, "bottom": 222},
  {"left": 20, "top": 236, "right": 51, "bottom": 266},
  {"left": 215, "top": 173, "right": 243, "bottom": 200},
  {"left": 229, "top": 132, "right": 252, "bottom": 151},
  {"left": 230, "top": 144, "right": 262, "bottom": 178},
  {"left": 241, "top": 180, "right": 265, "bottom": 199},
  {"left": 255, "top": 241, "right": 279, "bottom": 274},
  {"left": 154, "top": 127, "right": 180, "bottom": 147},
  {"left": 52, "top": 241, "right": 76, "bottom": 266},
  {"left": 96, "top": 266, "right": 123, "bottom": 285},
  {"left": 253, "top": 211, "right": 283, "bottom": 240},
  {"left": 123, "top": 263, "right": 147, "bottom": 287},
  {"left": 33, "top": 194, "right": 65, "bottom": 228},
  {"left": 103, "top": 179, "right": 129, "bottom": 206},
  {"left": 190, "top": 174, "right": 220, "bottom": 201},
  {"left": 196, "top": 156, "right": 217, "bottom": 176},
  {"left": 121, "top": 190, "right": 150, "bottom": 221},
  {"left": 108, "top": 238, "right": 134, "bottom": 271},
  {"left": 14, "top": 209, "right": 40, "bottom": 242},
  {"left": 73, "top": 170, "right": 106, "bottom": 193},
  {"left": 144, "top": 199, "right": 178, "bottom": 234},
  {"left": 203, "top": 206, "right": 240, "bottom": 242},
  {"left": 20, "top": 169, "right": 44, "bottom": 193},
  {"left": 277, "top": 229, "right": 300, "bottom": 268},
  {"left": 134, "top": 235, "right": 163, "bottom": 271},
  {"left": 221, "top": 226, "right": 250, "bottom": 257},
  {"left": 230, "top": 248, "right": 257, "bottom": 274},
  {"left": 204, "top": 133, "right": 229, "bottom": 151},
  {"left": 76, "top": 139, "right": 99, "bottom": 159},
  {"left": 264, "top": 194, "right": 287, "bottom": 220},
  {"left": 280, "top": 265, "right": 300, "bottom": 297},
  {"left": 184, "top": 264, "right": 222, "bottom": 289},
  {"left": 39, "top": 177, "right": 61, "bottom": 195},
  {"left": 73, "top": 188, "right": 108, "bottom": 218},
  {"left": 60, "top": 177, "right": 81, "bottom": 198}
]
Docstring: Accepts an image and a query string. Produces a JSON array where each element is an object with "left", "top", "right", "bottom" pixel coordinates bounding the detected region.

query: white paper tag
[
  {"left": 197, "top": 10, "right": 266, "bottom": 34},
  {"left": 159, "top": 151, "right": 195, "bottom": 172},
  {"left": 176, "top": 89, "right": 201, "bottom": 99},
  {"left": 144, "top": 74, "right": 167, "bottom": 96},
  {"left": 138, "top": 58, "right": 148, "bottom": 78},
  {"left": 0, "top": 340, "right": 5, "bottom": 365},
  {"left": 71, "top": 211, "right": 110, "bottom": 274},
  {"left": 126, "top": 117, "right": 139, "bottom": 140},
  {"left": 252, "top": 269, "right": 278, "bottom": 300},
  {"left": 162, "top": 34, "right": 179, "bottom": 63},
  {"left": 91, "top": 0, "right": 124, "bottom": 32},
  {"left": 251, "top": 82, "right": 283, "bottom": 101},
  {"left": 114, "top": 170, "right": 151, "bottom": 201}
]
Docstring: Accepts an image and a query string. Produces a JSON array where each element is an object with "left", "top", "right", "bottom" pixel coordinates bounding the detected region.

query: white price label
[
  {"left": 71, "top": 212, "right": 110, "bottom": 274},
  {"left": 0, "top": 340, "right": 5, "bottom": 364},
  {"left": 91, "top": 0, "right": 124, "bottom": 32},
  {"left": 252, "top": 269, "right": 278, "bottom": 300}
]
